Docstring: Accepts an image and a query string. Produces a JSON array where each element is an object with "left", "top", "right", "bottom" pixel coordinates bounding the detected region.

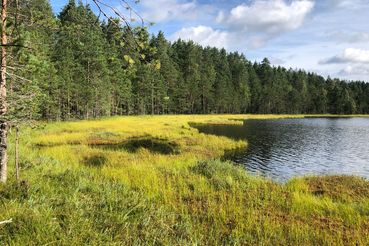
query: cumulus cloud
[
  {"left": 140, "top": 0, "right": 213, "bottom": 23},
  {"left": 339, "top": 65, "right": 369, "bottom": 76},
  {"left": 319, "top": 48, "right": 369, "bottom": 64},
  {"left": 248, "top": 36, "right": 268, "bottom": 49},
  {"left": 169, "top": 26, "right": 229, "bottom": 49},
  {"left": 326, "top": 30, "right": 369, "bottom": 43},
  {"left": 216, "top": 0, "right": 315, "bottom": 35}
]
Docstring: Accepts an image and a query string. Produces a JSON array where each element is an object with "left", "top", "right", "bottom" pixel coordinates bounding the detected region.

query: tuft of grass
[{"left": 302, "top": 175, "right": 369, "bottom": 203}]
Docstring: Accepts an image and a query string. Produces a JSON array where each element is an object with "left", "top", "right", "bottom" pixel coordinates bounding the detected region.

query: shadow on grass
[
  {"left": 83, "top": 154, "right": 108, "bottom": 167},
  {"left": 93, "top": 136, "right": 178, "bottom": 155}
]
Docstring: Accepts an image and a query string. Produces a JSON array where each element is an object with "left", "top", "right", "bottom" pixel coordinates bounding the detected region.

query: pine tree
[
  {"left": 228, "top": 52, "right": 250, "bottom": 113},
  {"left": 55, "top": 1, "right": 110, "bottom": 119},
  {"left": 151, "top": 31, "right": 178, "bottom": 114},
  {"left": 1, "top": 0, "right": 58, "bottom": 182},
  {"left": 199, "top": 47, "right": 216, "bottom": 114},
  {"left": 247, "top": 62, "right": 262, "bottom": 113},
  {"left": 213, "top": 48, "right": 233, "bottom": 113},
  {"left": 103, "top": 20, "right": 132, "bottom": 116}
]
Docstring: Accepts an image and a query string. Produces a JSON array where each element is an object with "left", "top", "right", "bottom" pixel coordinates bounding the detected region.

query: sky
[{"left": 49, "top": 0, "right": 369, "bottom": 82}]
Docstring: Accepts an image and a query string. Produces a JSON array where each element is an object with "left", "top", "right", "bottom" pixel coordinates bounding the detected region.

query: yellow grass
[{"left": 2, "top": 114, "right": 369, "bottom": 245}]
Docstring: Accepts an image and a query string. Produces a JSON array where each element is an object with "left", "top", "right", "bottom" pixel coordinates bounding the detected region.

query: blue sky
[{"left": 50, "top": 0, "right": 369, "bottom": 82}]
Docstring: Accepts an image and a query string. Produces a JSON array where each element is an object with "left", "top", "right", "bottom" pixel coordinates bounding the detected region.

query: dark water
[{"left": 193, "top": 117, "right": 369, "bottom": 182}]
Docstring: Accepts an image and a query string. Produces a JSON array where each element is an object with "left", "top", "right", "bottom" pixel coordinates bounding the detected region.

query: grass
[{"left": 1, "top": 114, "right": 369, "bottom": 245}]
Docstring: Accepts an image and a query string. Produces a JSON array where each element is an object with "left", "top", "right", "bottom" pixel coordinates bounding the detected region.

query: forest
[{"left": 4, "top": 0, "right": 369, "bottom": 124}]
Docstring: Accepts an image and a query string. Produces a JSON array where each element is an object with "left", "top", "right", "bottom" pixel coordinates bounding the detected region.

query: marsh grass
[{"left": 1, "top": 115, "right": 369, "bottom": 245}]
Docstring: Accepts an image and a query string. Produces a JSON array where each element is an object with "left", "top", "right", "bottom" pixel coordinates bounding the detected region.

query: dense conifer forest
[{"left": 4, "top": 0, "right": 369, "bottom": 123}]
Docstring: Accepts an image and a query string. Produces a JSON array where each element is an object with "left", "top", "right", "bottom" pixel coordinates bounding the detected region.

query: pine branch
[
  {"left": 92, "top": 0, "right": 143, "bottom": 52},
  {"left": 0, "top": 70, "right": 32, "bottom": 83},
  {"left": 0, "top": 44, "right": 33, "bottom": 49}
]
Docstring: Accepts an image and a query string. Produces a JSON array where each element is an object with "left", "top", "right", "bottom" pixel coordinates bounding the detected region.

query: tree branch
[
  {"left": 0, "top": 70, "right": 33, "bottom": 83},
  {"left": 0, "top": 44, "right": 33, "bottom": 50},
  {"left": 0, "top": 219, "right": 12, "bottom": 225},
  {"left": 92, "top": 0, "right": 145, "bottom": 52}
]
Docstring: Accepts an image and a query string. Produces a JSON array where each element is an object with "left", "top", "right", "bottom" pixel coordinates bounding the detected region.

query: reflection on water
[{"left": 193, "top": 118, "right": 369, "bottom": 182}]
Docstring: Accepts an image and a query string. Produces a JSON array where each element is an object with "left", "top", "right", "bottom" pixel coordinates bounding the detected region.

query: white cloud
[
  {"left": 268, "top": 54, "right": 297, "bottom": 65},
  {"left": 268, "top": 57, "right": 285, "bottom": 64},
  {"left": 169, "top": 26, "right": 229, "bottom": 49},
  {"left": 140, "top": 0, "right": 213, "bottom": 23},
  {"left": 215, "top": 10, "right": 225, "bottom": 23},
  {"left": 319, "top": 48, "right": 369, "bottom": 64},
  {"left": 339, "top": 65, "right": 369, "bottom": 76},
  {"left": 248, "top": 36, "right": 268, "bottom": 49},
  {"left": 330, "top": 0, "right": 344, "bottom": 7},
  {"left": 216, "top": 0, "right": 315, "bottom": 35},
  {"left": 326, "top": 30, "right": 369, "bottom": 43},
  {"left": 339, "top": 0, "right": 367, "bottom": 9}
]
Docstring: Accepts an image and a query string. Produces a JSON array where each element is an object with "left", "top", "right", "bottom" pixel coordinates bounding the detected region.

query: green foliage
[
  {"left": 3, "top": 0, "right": 57, "bottom": 126},
  {"left": 4, "top": 0, "right": 369, "bottom": 123}
]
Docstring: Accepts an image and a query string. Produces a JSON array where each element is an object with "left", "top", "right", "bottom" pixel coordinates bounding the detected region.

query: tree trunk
[
  {"left": 202, "top": 85, "right": 206, "bottom": 114},
  {"left": 86, "top": 102, "right": 89, "bottom": 120},
  {"left": 0, "top": 0, "right": 8, "bottom": 183},
  {"left": 0, "top": 121, "right": 7, "bottom": 183},
  {"left": 151, "top": 88, "right": 154, "bottom": 115},
  {"left": 15, "top": 125, "right": 19, "bottom": 182}
]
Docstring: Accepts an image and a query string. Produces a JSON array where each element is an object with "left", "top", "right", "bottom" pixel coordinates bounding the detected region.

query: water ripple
[{"left": 195, "top": 117, "right": 369, "bottom": 182}]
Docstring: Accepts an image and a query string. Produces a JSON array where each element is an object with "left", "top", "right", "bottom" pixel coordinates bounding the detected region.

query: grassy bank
[{"left": 1, "top": 115, "right": 369, "bottom": 245}]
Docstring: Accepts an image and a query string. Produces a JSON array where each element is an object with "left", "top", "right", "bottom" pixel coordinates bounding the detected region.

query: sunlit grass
[{"left": 1, "top": 114, "right": 369, "bottom": 245}]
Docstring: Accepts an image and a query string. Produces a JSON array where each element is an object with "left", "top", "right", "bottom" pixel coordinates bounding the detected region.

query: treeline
[{"left": 5, "top": 0, "right": 369, "bottom": 123}]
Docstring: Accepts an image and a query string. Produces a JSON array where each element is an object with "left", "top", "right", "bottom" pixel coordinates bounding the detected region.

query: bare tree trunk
[
  {"left": 46, "top": 89, "right": 50, "bottom": 122},
  {"left": 15, "top": 125, "right": 19, "bottom": 182},
  {"left": 86, "top": 102, "right": 89, "bottom": 120},
  {"left": 126, "top": 98, "right": 130, "bottom": 115},
  {"left": 94, "top": 86, "right": 98, "bottom": 118},
  {"left": 57, "top": 89, "right": 61, "bottom": 121},
  {"left": 151, "top": 88, "right": 154, "bottom": 115},
  {"left": 0, "top": 0, "right": 8, "bottom": 183},
  {"left": 203, "top": 86, "right": 206, "bottom": 114},
  {"left": 86, "top": 61, "right": 90, "bottom": 119},
  {"left": 0, "top": 121, "right": 7, "bottom": 183}
]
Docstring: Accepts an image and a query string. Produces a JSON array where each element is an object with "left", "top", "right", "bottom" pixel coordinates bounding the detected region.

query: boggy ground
[{"left": 1, "top": 115, "right": 369, "bottom": 245}]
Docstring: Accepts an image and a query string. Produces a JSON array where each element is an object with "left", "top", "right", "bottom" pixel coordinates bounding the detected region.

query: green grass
[{"left": 1, "top": 115, "right": 369, "bottom": 245}]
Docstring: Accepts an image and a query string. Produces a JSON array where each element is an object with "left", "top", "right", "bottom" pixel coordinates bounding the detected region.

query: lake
[{"left": 193, "top": 117, "right": 369, "bottom": 182}]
